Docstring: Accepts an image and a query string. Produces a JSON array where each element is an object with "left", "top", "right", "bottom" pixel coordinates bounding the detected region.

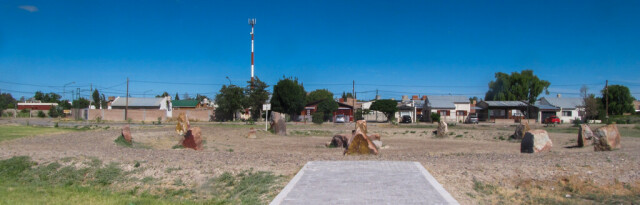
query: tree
[
  {"left": 215, "top": 85, "right": 246, "bottom": 121},
  {"left": 580, "top": 85, "right": 599, "bottom": 121},
  {"left": 195, "top": 94, "right": 208, "bottom": 102},
  {"left": 72, "top": 98, "right": 90, "bottom": 109},
  {"left": 341, "top": 92, "right": 353, "bottom": 101},
  {"left": 601, "top": 85, "right": 634, "bottom": 115},
  {"left": 92, "top": 89, "right": 101, "bottom": 109},
  {"left": 59, "top": 100, "right": 72, "bottom": 110},
  {"left": 469, "top": 96, "right": 479, "bottom": 104},
  {"left": 34, "top": 91, "right": 61, "bottom": 103},
  {"left": 245, "top": 77, "right": 270, "bottom": 120},
  {"left": 156, "top": 92, "right": 170, "bottom": 98},
  {"left": 174, "top": 93, "right": 180, "bottom": 100},
  {"left": 270, "top": 77, "right": 306, "bottom": 117},
  {"left": 100, "top": 94, "right": 108, "bottom": 109},
  {"left": 370, "top": 99, "right": 398, "bottom": 123},
  {"left": 307, "top": 89, "right": 337, "bottom": 121},
  {"left": 485, "top": 70, "right": 550, "bottom": 104},
  {"left": 0, "top": 92, "right": 16, "bottom": 115}
]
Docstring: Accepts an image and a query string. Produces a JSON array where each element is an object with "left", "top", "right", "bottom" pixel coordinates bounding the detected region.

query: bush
[
  {"left": 37, "top": 111, "right": 46, "bottom": 118},
  {"left": 312, "top": 112, "right": 324, "bottom": 124},
  {"left": 0, "top": 156, "right": 35, "bottom": 179},
  {"left": 430, "top": 113, "right": 440, "bottom": 122}
]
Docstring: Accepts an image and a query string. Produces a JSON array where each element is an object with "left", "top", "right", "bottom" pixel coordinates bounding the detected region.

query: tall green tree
[
  {"left": 306, "top": 89, "right": 333, "bottom": 104},
  {"left": 271, "top": 77, "right": 306, "bottom": 117},
  {"left": 92, "top": 89, "right": 101, "bottom": 109},
  {"left": 485, "top": 70, "right": 550, "bottom": 104},
  {"left": 341, "top": 92, "right": 354, "bottom": 101},
  {"left": 195, "top": 94, "right": 208, "bottom": 102},
  {"left": 34, "top": 91, "right": 62, "bottom": 103},
  {"left": 245, "top": 77, "right": 270, "bottom": 120},
  {"left": 174, "top": 93, "right": 180, "bottom": 100},
  {"left": 370, "top": 99, "right": 398, "bottom": 123},
  {"left": 215, "top": 85, "right": 246, "bottom": 121},
  {"left": 307, "top": 89, "right": 338, "bottom": 121},
  {"left": 0, "top": 92, "right": 16, "bottom": 115},
  {"left": 72, "top": 98, "right": 91, "bottom": 109},
  {"left": 601, "top": 85, "right": 634, "bottom": 115}
]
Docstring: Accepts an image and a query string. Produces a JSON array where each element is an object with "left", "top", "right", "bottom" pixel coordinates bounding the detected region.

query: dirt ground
[{"left": 1, "top": 119, "right": 639, "bottom": 204}]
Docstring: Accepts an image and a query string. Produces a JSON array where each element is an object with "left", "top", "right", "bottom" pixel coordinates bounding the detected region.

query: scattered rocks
[
  {"left": 248, "top": 127, "right": 257, "bottom": 139},
  {"left": 121, "top": 125, "right": 132, "bottom": 143},
  {"left": 436, "top": 120, "right": 448, "bottom": 137},
  {"left": 512, "top": 122, "right": 530, "bottom": 140},
  {"left": 521, "top": 129, "right": 553, "bottom": 153},
  {"left": 270, "top": 112, "right": 286, "bottom": 136},
  {"left": 593, "top": 124, "right": 621, "bottom": 151},
  {"left": 577, "top": 124, "right": 593, "bottom": 147}
]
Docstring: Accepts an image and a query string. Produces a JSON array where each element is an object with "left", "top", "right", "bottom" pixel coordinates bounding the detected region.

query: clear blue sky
[{"left": 1, "top": 0, "right": 639, "bottom": 101}]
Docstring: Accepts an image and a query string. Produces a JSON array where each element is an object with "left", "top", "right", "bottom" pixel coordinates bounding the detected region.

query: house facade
[
  {"left": 538, "top": 96, "right": 584, "bottom": 123},
  {"left": 300, "top": 100, "right": 354, "bottom": 122},
  {"left": 476, "top": 101, "right": 531, "bottom": 123},
  {"left": 422, "top": 95, "right": 471, "bottom": 123},
  {"left": 17, "top": 102, "right": 58, "bottom": 111},
  {"left": 172, "top": 100, "right": 203, "bottom": 110}
]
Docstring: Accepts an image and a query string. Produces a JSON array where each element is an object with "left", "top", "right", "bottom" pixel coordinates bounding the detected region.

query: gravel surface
[{"left": 1, "top": 120, "right": 638, "bottom": 204}]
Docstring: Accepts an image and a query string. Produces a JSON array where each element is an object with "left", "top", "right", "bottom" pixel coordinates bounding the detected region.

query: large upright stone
[
  {"left": 593, "top": 124, "right": 621, "bottom": 151},
  {"left": 345, "top": 131, "right": 378, "bottom": 155},
  {"left": 270, "top": 112, "right": 286, "bottom": 136},
  {"left": 521, "top": 129, "right": 553, "bottom": 153},
  {"left": 121, "top": 125, "right": 132, "bottom": 144},
  {"left": 512, "top": 122, "right": 531, "bottom": 140},
  {"left": 356, "top": 120, "right": 367, "bottom": 135},
  {"left": 175, "top": 113, "right": 189, "bottom": 135},
  {"left": 436, "top": 120, "right": 448, "bottom": 137},
  {"left": 182, "top": 127, "right": 203, "bottom": 150},
  {"left": 578, "top": 124, "right": 594, "bottom": 147}
]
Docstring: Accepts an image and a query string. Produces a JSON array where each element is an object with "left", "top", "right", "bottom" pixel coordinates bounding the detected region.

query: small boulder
[
  {"left": 270, "top": 112, "right": 286, "bottom": 136},
  {"left": 436, "top": 120, "right": 448, "bottom": 137},
  {"left": 121, "top": 125, "right": 132, "bottom": 143},
  {"left": 521, "top": 129, "right": 553, "bottom": 153},
  {"left": 593, "top": 124, "right": 621, "bottom": 151},
  {"left": 248, "top": 127, "right": 257, "bottom": 139},
  {"left": 512, "top": 122, "right": 531, "bottom": 140},
  {"left": 328, "top": 134, "right": 349, "bottom": 148},
  {"left": 577, "top": 124, "right": 594, "bottom": 147}
]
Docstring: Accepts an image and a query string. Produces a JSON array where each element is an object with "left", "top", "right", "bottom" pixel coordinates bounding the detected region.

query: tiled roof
[
  {"left": 111, "top": 97, "right": 164, "bottom": 107},
  {"left": 542, "top": 97, "right": 584, "bottom": 109},
  {"left": 483, "top": 101, "right": 528, "bottom": 107},
  {"left": 425, "top": 96, "right": 469, "bottom": 109}
]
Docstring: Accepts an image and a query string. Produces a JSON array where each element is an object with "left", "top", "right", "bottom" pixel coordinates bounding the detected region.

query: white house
[
  {"left": 110, "top": 96, "right": 173, "bottom": 117},
  {"left": 538, "top": 95, "right": 584, "bottom": 123},
  {"left": 361, "top": 101, "right": 388, "bottom": 122},
  {"left": 423, "top": 95, "right": 471, "bottom": 123}
]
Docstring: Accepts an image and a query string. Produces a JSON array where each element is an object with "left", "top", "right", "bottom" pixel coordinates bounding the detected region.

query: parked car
[
  {"left": 544, "top": 116, "right": 561, "bottom": 124},
  {"left": 401, "top": 115, "right": 412, "bottom": 123},
  {"left": 335, "top": 114, "right": 346, "bottom": 123},
  {"left": 466, "top": 114, "right": 479, "bottom": 124}
]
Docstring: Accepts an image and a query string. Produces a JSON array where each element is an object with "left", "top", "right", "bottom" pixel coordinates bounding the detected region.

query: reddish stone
[
  {"left": 121, "top": 125, "right": 132, "bottom": 143},
  {"left": 521, "top": 129, "right": 553, "bottom": 153},
  {"left": 578, "top": 124, "right": 593, "bottom": 147},
  {"left": 593, "top": 124, "right": 621, "bottom": 151},
  {"left": 182, "top": 127, "right": 203, "bottom": 150}
]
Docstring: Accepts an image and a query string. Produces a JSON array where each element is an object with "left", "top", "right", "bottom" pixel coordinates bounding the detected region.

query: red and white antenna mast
[{"left": 249, "top": 18, "right": 256, "bottom": 88}]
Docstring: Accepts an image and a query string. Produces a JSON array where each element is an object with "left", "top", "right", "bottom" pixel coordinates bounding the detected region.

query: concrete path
[{"left": 271, "top": 161, "right": 459, "bottom": 205}]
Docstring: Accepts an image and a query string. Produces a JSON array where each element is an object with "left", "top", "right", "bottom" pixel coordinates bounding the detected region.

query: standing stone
[
  {"left": 248, "top": 127, "right": 257, "bottom": 139},
  {"left": 521, "top": 129, "right": 553, "bottom": 153},
  {"left": 182, "top": 127, "right": 203, "bottom": 150},
  {"left": 328, "top": 134, "right": 349, "bottom": 148},
  {"left": 345, "top": 131, "right": 378, "bottom": 155},
  {"left": 593, "top": 124, "right": 621, "bottom": 151},
  {"left": 368, "top": 133, "right": 382, "bottom": 149},
  {"left": 270, "top": 112, "right": 286, "bottom": 136},
  {"left": 175, "top": 113, "right": 189, "bottom": 135},
  {"left": 577, "top": 124, "right": 594, "bottom": 147},
  {"left": 356, "top": 120, "right": 367, "bottom": 135},
  {"left": 436, "top": 120, "right": 448, "bottom": 137},
  {"left": 512, "top": 122, "right": 531, "bottom": 140},
  {"left": 121, "top": 125, "right": 132, "bottom": 144}
]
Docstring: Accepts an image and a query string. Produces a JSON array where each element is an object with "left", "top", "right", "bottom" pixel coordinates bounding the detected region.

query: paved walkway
[{"left": 270, "top": 161, "right": 459, "bottom": 205}]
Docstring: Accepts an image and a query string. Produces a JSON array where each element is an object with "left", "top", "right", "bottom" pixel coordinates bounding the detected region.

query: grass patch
[
  {"left": 202, "top": 170, "right": 284, "bottom": 204},
  {"left": 114, "top": 134, "right": 132, "bottom": 147},
  {"left": 289, "top": 129, "right": 333, "bottom": 136},
  {"left": 455, "top": 135, "right": 463, "bottom": 138},
  {"left": 0, "top": 125, "right": 82, "bottom": 142}
]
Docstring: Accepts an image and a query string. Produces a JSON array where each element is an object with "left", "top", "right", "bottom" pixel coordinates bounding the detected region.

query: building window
[
  {"left": 512, "top": 109, "right": 523, "bottom": 117},
  {"left": 438, "top": 110, "right": 450, "bottom": 116},
  {"left": 456, "top": 110, "right": 467, "bottom": 116},
  {"left": 490, "top": 110, "right": 505, "bottom": 117},
  {"left": 562, "top": 111, "right": 572, "bottom": 116}
]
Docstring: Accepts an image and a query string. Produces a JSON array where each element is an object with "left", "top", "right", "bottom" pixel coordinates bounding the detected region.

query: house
[
  {"left": 476, "top": 101, "right": 532, "bottom": 123},
  {"left": 538, "top": 95, "right": 584, "bottom": 123},
  {"left": 394, "top": 95, "right": 426, "bottom": 123},
  {"left": 422, "top": 95, "right": 471, "bottom": 123},
  {"left": 300, "top": 100, "right": 354, "bottom": 122},
  {"left": 360, "top": 101, "right": 388, "bottom": 122},
  {"left": 17, "top": 102, "right": 58, "bottom": 111},
  {"left": 634, "top": 100, "right": 640, "bottom": 114},
  {"left": 110, "top": 97, "right": 172, "bottom": 111},
  {"left": 172, "top": 100, "right": 203, "bottom": 110}
]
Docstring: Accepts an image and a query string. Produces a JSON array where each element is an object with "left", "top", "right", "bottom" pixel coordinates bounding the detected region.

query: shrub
[
  {"left": 430, "top": 113, "right": 440, "bottom": 122},
  {"left": 0, "top": 156, "right": 35, "bottom": 179},
  {"left": 114, "top": 134, "right": 132, "bottom": 147},
  {"left": 312, "top": 112, "right": 324, "bottom": 124},
  {"left": 37, "top": 111, "right": 46, "bottom": 118},
  {"left": 156, "top": 117, "right": 162, "bottom": 125}
]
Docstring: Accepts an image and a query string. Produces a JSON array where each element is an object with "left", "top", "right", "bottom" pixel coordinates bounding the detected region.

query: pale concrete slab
[{"left": 271, "top": 161, "right": 459, "bottom": 205}]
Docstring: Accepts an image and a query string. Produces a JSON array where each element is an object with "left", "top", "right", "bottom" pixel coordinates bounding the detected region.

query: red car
[{"left": 544, "top": 116, "right": 561, "bottom": 124}]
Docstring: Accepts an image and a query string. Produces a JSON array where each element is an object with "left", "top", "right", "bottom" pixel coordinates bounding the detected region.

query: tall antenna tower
[{"left": 249, "top": 18, "right": 256, "bottom": 88}]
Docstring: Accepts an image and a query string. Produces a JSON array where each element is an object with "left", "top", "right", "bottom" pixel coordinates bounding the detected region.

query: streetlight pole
[
  {"left": 226, "top": 76, "right": 232, "bottom": 85},
  {"left": 63, "top": 82, "right": 75, "bottom": 100}
]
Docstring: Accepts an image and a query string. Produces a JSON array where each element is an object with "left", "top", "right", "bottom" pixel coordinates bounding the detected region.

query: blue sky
[{"left": 1, "top": 0, "right": 639, "bottom": 101}]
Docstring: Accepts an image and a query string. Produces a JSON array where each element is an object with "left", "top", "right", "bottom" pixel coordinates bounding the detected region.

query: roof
[
  {"left": 425, "top": 96, "right": 469, "bottom": 109},
  {"left": 542, "top": 97, "right": 584, "bottom": 109},
  {"left": 534, "top": 101, "right": 560, "bottom": 110},
  {"left": 111, "top": 97, "right": 165, "bottom": 107},
  {"left": 482, "top": 101, "right": 528, "bottom": 107},
  {"left": 172, "top": 100, "right": 199, "bottom": 108}
]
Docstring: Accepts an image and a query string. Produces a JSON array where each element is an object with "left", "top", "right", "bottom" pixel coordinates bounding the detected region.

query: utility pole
[
  {"left": 353, "top": 80, "right": 356, "bottom": 129},
  {"left": 125, "top": 78, "right": 129, "bottom": 121},
  {"left": 249, "top": 18, "right": 256, "bottom": 89},
  {"left": 605, "top": 80, "right": 609, "bottom": 119}
]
